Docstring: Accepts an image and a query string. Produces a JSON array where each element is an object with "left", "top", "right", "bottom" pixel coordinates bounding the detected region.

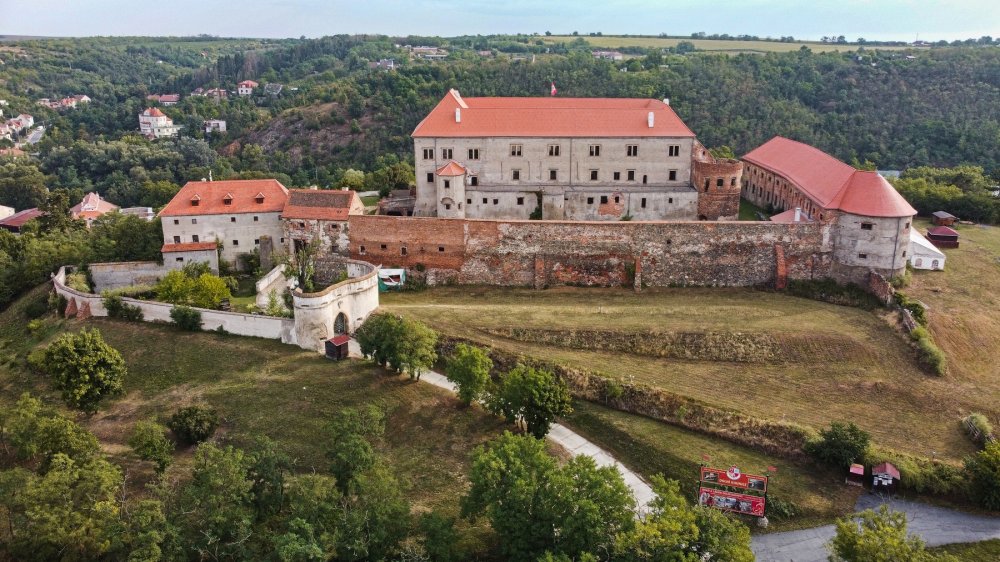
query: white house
[
  {"left": 204, "top": 119, "right": 227, "bottom": 134},
  {"left": 138, "top": 107, "right": 181, "bottom": 139},
  {"left": 237, "top": 80, "right": 259, "bottom": 96},
  {"left": 909, "top": 229, "right": 946, "bottom": 270}
]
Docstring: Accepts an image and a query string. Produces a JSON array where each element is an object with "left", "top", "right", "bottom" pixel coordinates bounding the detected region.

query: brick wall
[
  {"left": 349, "top": 216, "right": 832, "bottom": 288},
  {"left": 692, "top": 155, "right": 743, "bottom": 221}
]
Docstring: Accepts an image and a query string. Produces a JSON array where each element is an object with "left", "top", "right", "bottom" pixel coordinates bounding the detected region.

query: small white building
[
  {"left": 138, "top": 107, "right": 181, "bottom": 139},
  {"left": 0, "top": 204, "right": 14, "bottom": 220},
  {"left": 237, "top": 80, "right": 258, "bottom": 96},
  {"left": 909, "top": 229, "right": 946, "bottom": 270},
  {"left": 204, "top": 119, "right": 227, "bottom": 134}
]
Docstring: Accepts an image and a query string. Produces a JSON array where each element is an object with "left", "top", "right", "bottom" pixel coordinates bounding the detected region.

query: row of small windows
[
  {"left": 172, "top": 235, "right": 261, "bottom": 246},
  {"left": 430, "top": 170, "right": 673, "bottom": 183},
  {"left": 173, "top": 216, "right": 261, "bottom": 225},
  {"left": 358, "top": 244, "right": 445, "bottom": 256},
  {"left": 422, "top": 144, "right": 682, "bottom": 160},
  {"left": 457, "top": 195, "right": 672, "bottom": 207}
]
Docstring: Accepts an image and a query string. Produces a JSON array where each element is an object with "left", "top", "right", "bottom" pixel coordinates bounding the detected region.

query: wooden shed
[
  {"left": 926, "top": 226, "right": 960, "bottom": 249},
  {"left": 846, "top": 463, "right": 865, "bottom": 487},
  {"left": 324, "top": 334, "right": 351, "bottom": 361},
  {"left": 872, "top": 462, "right": 900, "bottom": 493},
  {"left": 931, "top": 211, "right": 957, "bottom": 226}
]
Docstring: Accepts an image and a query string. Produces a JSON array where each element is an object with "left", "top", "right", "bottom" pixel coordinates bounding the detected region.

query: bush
[
  {"left": 65, "top": 272, "right": 90, "bottom": 293},
  {"left": 170, "top": 305, "right": 202, "bottom": 331},
  {"left": 26, "top": 319, "right": 44, "bottom": 335},
  {"left": 805, "top": 421, "right": 871, "bottom": 469},
  {"left": 40, "top": 328, "right": 127, "bottom": 414},
  {"left": 786, "top": 278, "right": 882, "bottom": 310},
  {"left": 964, "top": 413, "right": 995, "bottom": 447},
  {"left": 128, "top": 420, "right": 174, "bottom": 473},
  {"left": 894, "top": 292, "right": 928, "bottom": 326},
  {"left": 167, "top": 406, "right": 219, "bottom": 445},
  {"left": 103, "top": 295, "right": 144, "bottom": 321},
  {"left": 23, "top": 297, "right": 49, "bottom": 320},
  {"left": 48, "top": 292, "right": 67, "bottom": 316},
  {"left": 909, "top": 326, "right": 947, "bottom": 375},
  {"left": 965, "top": 442, "right": 1000, "bottom": 510}
]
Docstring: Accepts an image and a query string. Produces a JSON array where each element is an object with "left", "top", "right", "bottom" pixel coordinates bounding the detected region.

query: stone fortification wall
[
  {"left": 89, "top": 261, "right": 171, "bottom": 293},
  {"left": 348, "top": 216, "right": 832, "bottom": 288},
  {"left": 291, "top": 259, "right": 379, "bottom": 352},
  {"left": 255, "top": 265, "right": 292, "bottom": 309}
]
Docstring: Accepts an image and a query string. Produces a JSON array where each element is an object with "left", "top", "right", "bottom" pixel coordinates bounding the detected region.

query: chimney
[
  {"left": 647, "top": 111, "right": 654, "bottom": 128},
  {"left": 663, "top": 98, "right": 670, "bottom": 106},
  {"left": 455, "top": 108, "right": 461, "bottom": 123},
  {"left": 794, "top": 207, "right": 802, "bottom": 222}
]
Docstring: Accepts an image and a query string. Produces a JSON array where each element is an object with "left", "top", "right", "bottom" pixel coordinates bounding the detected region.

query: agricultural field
[
  {"left": 0, "top": 286, "right": 517, "bottom": 554},
  {"left": 540, "top": 35, "right": 914, "bottom": 53},
  {"left": 381, "top": 261, "right": 996, "bottom": 463}
]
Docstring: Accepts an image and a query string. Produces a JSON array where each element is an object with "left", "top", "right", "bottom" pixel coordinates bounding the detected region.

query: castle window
[
  {"left": 641, "top": 198, "right": 647, "bottom": 208},
  {"left": 704, "top": 179, "right": 710, "bottom": 191},
  {"left": 470, "top": 176, "right": 478, "bottom": 186},
  {"left": 176, "top": 257, "right": 184, "bottom": 262},
  {"left": 427, "top": 173, "right": 434, "bottom": 183},
  {"left": 642, "top": 175, "right": 647, "bottom": 184},
  {"left": 255, "top": 239, "right": 260, "bottom": 245},
  {"left": 669, "top": 197, "right": 673, "bottom": 203},
  {"left": 444, "top": 204, "right": 451, "bottom": 210},
  {"left": 253, "top": 216, "right": 259, "bottom": 222},
  {"left": 444, "top": 180, "right": 450, "bottom": 189},
  {"left": 549, "top": 169, "right": 558, "bottom": 180},
  {"left": 627, "top": 170, "right": 635, "bottom": 181},
  {"left": 191, "top": 218, "right": 197, "bottom": 224},
  {"left": 858, "top": 253, "right": 868, "bottom": 259},
  {"left": 517, "top": 197, "right": 525, "bottom": 205},
  {"left": 614, "top": 196, "right": 620, "bottom": 203},
  {"left": 231, "top": 216, "right": 236, "bottom": 222},
  {"left": 255, "top": 195, "right": 265, "bottom": 204},
  {"left": 299, "top": 222, "right": 305, "bottom": 228},
  {"left": 439, "top": 246, "right": 445, "bottom": 252},
  {"left": 600, "top": 195, "right": 608, "bottom": 204},
  {"left": 467, "top": 198, "right": 472, "bottom": 204},
  {"left": 548, "top": 144, "right": 561, "bottom": 157},
  {"left": 173, "top": 235, "right": 181, "bottom": 243},
  {"left": 716, "top": 178, "right": 724, "bottom": 187},
  {"left": 493, "top": 199, "right": 499, "bottom": 205},
  {"left": 589, "top": 145, "right": 601, "bottom": 157},
  {"left": 613, "top": 171, "right": 621, "bottom": 181},
  {"left": 902, "top": 251, "right": 907, "bottom": 257},
  {"left": 731, "top": 177, "right": 737, "bottom": 186},
  {"left": 861, "top": 223, "right": 874, "bottom": 230},
  {"left": 512, "top": 169, "right": 521, "bottom": 181},
  {"left": 441, "top": 148, "right": 453, "bottom": 159},
  {"left": 669, "top": 170, "right": 677, "bottom": 181},
  {"left": 483, "top": 198, "right": 488, "bottom": 204},
  {"left": 468, "top": 148, "right": 480, "bottom": 160},
  {"left": 510, "top": 144, "right": 522, "bottom": 157},
  {"left": 422, "top": 148, "right": 433, "bottom": 159},
  {"left": 668, "top": 145, "right": 680, "bottom": 157},
  {"left": 359, "top": 245, "right": 366, "bottom": 255},
  {"left": 232, "top": 240, "right": 239, "bottom": 246},
  {"left": 380, "top": 244, "right": 387, "bottom": 250},
  {"left": 905, "top": 222, "right": 910, "bottom": 229},
  {"left": 401, "top": 247, "right": 407, "bottom": 256},
  {"left": 587, "top": 197, "right": 594, "bottom": 204},
  {"left": 590, "top": 170, "right": 598, "bottom": 181},
  {"left": 173, "top": 219, "right": 179, "bottom": 225},
  {"left": 192, "top": 235, "right": 199, "bottom": 242},
  {"left": 626, "top": 144, "right": 638, "bottom": 157}
]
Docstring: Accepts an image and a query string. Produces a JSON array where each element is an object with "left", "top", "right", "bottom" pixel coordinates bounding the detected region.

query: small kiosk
[
  {"left": 846, "top": 463, "right": 865, "bottom": 487},
  {"left": 324, "top": 334, "right": 350, "bottom": 361},
  {"left": 872, "top": 462, "right": 900, "bottom": 493}
]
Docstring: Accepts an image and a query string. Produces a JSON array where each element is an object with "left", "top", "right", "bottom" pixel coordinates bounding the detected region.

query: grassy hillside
[
  {"left": 0, "top": 286, "right": 518, "bottom": 555},
  {"left": 382, "top": 284, "right": 987, "bottom": 461},
  {"left": 541, "top": 35, "right": 912, "bottom": 53}
]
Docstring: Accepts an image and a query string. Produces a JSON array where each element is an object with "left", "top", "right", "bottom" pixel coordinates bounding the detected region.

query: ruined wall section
[
  {"left": 692, "top": 154, "right": 743, "bottom": 221},
  {"left": 349, "top": 216, "right": 832, "bottom": 288}
]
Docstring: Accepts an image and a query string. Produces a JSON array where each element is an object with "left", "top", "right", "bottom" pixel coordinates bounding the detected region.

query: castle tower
[
  {"left": 691, "top": 143, "right": 743, "bottom": 220},
  {"left": 434, "top": 160, "right": 467, "bottom": 218}
]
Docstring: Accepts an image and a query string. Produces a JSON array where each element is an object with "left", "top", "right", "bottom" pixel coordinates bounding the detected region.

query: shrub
[
  {"left": 48, "top": 292, "right": 67, "bottom": 316},
  {"left": 168, "top": 406, "right": 219, "bottom": 445},
  {"left": 894, "top": 292, "right": 928, "bottom": 326},
  {"left": 444, "top": 343, "right": 493, "bottom": 406},
  {"left": 128, "top": 420, "right": 174, "bottom": 473},
  {"left": 170, "top": 305, "right": 202, "bottom": 331},
  {"left": 964, "top": 442, "right": 1000, "bottom": 510},
  {"left": 786, "top": 278, "right": 882, "bottom": 310},
  {"left": 41, "top": 328, "right": 127, "bottom": 414},
  {"left": 23, "top": 297, "right": 49, "bottom": 320},
  {"left": 804, "top": 422, "right": 870, "bottom": 469},
  {"left": 103, "top": 295, "right": 144, "bottom": 321},
  {"left": 963, "top": 413, "right": 995, "bottom": 447},
  {"left": 763, "top": 495, "right": 799, "bottom": 520},
  {"left": 909, "top": 326, "right": 947, "bottom": 375},
  {"left": 26, "top": 318, "right": 44, "bottom": 335},
  {"left": 65, "top": 272, "right": 90, "bottom": 293}
]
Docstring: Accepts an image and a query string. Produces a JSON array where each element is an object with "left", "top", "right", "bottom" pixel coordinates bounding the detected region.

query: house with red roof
[
  {"left": 0, "top": 208, "right": 44, "bottom": 233},
  {"left": 138, "top": 107, "right": 181, "bottom": 139},
  {"left": 237, "top": 80, "right": 259, "bottom": 96},
  {"left": 147, "top": 93, "right": 181, "bottom": 106},
  {"left": 281, "top": 188, "right": 365, "bottom": 256},
  {"left": 411, "top": 89, "right": 740, "bottom": 221},
  {"left": 71, "top": 192, "right": 119, "bottom": 227},
  {"left": 742, "top": 136, "right": 916, "bottom": 282},
  {"left": 159, "top": 179, "right": 290, "bottom": 270}
]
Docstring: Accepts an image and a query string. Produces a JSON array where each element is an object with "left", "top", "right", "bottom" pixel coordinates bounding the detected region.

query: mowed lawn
[
  {"left": 382, "top": 284, "right": 989, "bottom": 461},
  {"left": 564, "top": 400, "right": 860, "bottom": 533},
  {"left": 540, "top": 35, "right": 913, "bottom": 53},
  {"left": 0, "top": 287, "right": 508, "bottom": 552}
]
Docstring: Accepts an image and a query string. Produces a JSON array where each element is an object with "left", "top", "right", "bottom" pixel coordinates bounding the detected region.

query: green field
[
  {"left": 0, "top": 287, "right": 512, "bottom": 554},
  {"left": 541, "top": 35, "right": 914, "bottom": 54},
  {"left": 381, "top": 280, "right": 990, "bottom": 462}
]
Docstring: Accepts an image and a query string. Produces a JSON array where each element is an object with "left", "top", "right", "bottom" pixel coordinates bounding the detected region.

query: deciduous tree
[
  {"left": 40, "top": 328, "right": 127, "bottom": 414},
  {"left": 444, "top": 343, "right": 493, "bottom": 406}
]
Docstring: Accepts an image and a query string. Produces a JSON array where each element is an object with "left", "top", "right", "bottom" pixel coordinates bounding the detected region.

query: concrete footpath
[{"left": 752, "top": 493, "right": 1000, "bottom": 561}]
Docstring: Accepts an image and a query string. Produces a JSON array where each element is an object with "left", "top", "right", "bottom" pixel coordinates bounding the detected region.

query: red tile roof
[
  {"left": 873, "top": 462, "right": 900, "bottom": 480},
  {"left": 329, "top": 334, "right": 350, "bottom": 346},
  {"left": 71, "top": 192, "right": 119, "bottom": 220},
  {"left": 280, "top": 189, "right": 362, "bottom": 221},
  {"left": 769, "top": 208, "right": 813, "bottom": 223},
  {"left": 239, "top": 80, "right": 259, "bottom": 87},
  {"left": 927, "top": 225, "right": 959, "bottom": 237},
  {"left": 412, "top": 89, "right": 695, "bottom": 138},
  {"left": 0, "top": 207, "right": 43, "bottom": 230},
  {"left": 160, "top": 179, "right": 289, "bottom": 217},
  {"left": 435, "top": 160, "right": 467, "bottom": 176},
  {"left": 743, "top": 136, "right": 916, "bottom": 218},
  {"left": 142, "top": 107, "right": 165, "bottom": 117},
  {"left": 161, "top": 242, "right": 218, "bottom": 253}
]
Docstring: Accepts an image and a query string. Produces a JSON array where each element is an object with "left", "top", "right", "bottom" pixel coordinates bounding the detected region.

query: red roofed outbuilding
[
  {"left": 0, "top": 208, "right": 44, "bottom": 233},
  {"left": 281, "top": 188, "right": 365, "bottom": 256}
]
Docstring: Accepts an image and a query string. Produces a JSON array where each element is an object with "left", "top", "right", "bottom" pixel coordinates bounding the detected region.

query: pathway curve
[
  {"left": 347, "top": 339, "right": 656, "bottom": 511},
  {"left": 752, "top": 493, "right": 1000, "bottom": 561}
]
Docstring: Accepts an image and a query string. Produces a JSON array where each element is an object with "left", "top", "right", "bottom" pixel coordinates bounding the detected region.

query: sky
[{"left": 1, "top": 0, "right": 997, "bottom": 42}]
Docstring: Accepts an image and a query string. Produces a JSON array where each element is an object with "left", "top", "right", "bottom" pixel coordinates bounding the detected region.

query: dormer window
[
  {"left": 255, "top": 192, "right": 265, "bottom": 204},
  {"left": 223, "top": 193, "right": 234, "bottom": 206},
  {"left": 190, "top": 194, "right": 201, "bottom": 207}
]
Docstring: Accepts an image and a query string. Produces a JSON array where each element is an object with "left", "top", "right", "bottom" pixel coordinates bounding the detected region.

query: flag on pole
[{"left": 550, "top": 81, "right": 557, "bottom": 96}]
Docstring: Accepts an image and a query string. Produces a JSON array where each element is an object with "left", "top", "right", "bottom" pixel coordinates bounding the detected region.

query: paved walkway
[
  {"left": 347, "top": 340, "right": 656, "bottom": 511},
  {"left": 752, "top": 493, "right": 1000, "bottom": 561}
]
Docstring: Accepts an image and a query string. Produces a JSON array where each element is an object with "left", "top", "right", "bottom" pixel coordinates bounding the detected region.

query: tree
[
  {"left": 37, "top": 190, "right": 81, "bottom": 233},
  {"left": 0, "top": 161, "right": 48, "bottom": 210},
  {"left": 128, "top": 420, "right": 174, "bottom": 473},
  {"left": 339, "top": 168, "right": 366, "bottom": 190},
  {"left": 491, "top": 364, "right": 573, "bottom": 438},
  {"left": 170, "top": 305, "right": 203, "bottom": 331},
  {"left": 338, "top": 465, "right": 410, "bottom": 561},
  {"left": 355, "top": 313, "right": 438, "bottom": 379},
  {"left": 167, "top": 406, "right": 219, "bottom": 445},
  {"left": 965, "top": 441, "right": 1000, "bottom": 510},
  {"left": 549, "top": 456, "right": 636, "bottom": 558},
  {"left": 279, "top": 474, "right": 342, "bottom": 560},
  {"left": 828, "top": 505, "right": 957, "bottom": 561},
  {"left": 419, "top": 511, "right": 462, "bottom": 562},
  {"left": 326, "top": 405, "right": 385, "bottom": 493},
  {"left": 40, "top": 328, "right": 127, "bottom": 414},
  {"left": 444, "top": 343, "right": 493, "bottom": 406},
  {"left": 805, "top": 422, "right": 871, "bottom": 469}
]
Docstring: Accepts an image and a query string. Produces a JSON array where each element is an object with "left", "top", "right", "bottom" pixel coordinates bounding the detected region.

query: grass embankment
[
  {"left": 739, "top": 198, "right": 768, "bottom": 221},
  {"left": 0, "top": 285, "right": 511, "bottom": 554},
  {"left": 383, "top": 285, "right": 987, "bottom": 462},
  {"left": 540, "top": 35, "right": 914, "bottom": 54},
  {"left": 930, "top": 539, "right": 1000, "bottom": 560},
  {"left": 564, "top": 400, "right": 859, "bottom": 532}
]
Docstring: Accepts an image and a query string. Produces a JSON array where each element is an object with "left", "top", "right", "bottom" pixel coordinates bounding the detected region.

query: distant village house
[
  {"left": 237, "top": 80, "right": 259, "bottom": 96},
  {"left": 147, "top": 93, "right": 181, "bottom": 106},
  {"left": 204, "top": 119, "right": 227, "bottom": 134},
  {"left": 71, "top": 192, "right": 119, "bottom": 227},
  {"left": 139, "top": 107, "right": 181, "bottom": 139}
]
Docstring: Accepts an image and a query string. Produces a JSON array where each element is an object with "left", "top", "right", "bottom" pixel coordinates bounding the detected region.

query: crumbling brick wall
[
  {"left": 692, "top": 151, "right": 743, "bottom": 221},
  {"left": 348, "top": 216, "right": 832, "bottom": 288}
]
